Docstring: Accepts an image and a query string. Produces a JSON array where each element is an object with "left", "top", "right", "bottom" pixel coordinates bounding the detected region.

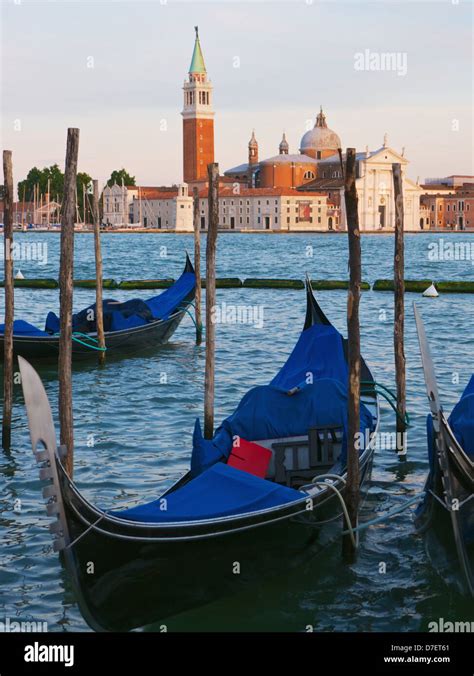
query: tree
[
  {"left": 17, "top": 165, "right": 92, "bottom": 221},
  {"left": 107, "top": 168, "right": 136, "bottom": 187},
  {"left": 18, "top": 164, "right": 65, "bottom": 204}
]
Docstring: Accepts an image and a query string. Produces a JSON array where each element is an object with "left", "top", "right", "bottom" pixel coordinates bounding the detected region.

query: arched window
[{"left": 303, "top": 171, "right": 315, "bottom": 180}]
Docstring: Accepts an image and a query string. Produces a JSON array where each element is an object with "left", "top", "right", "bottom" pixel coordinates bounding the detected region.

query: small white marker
[{"left": 422, "top": 283, "right": 438, "bottom": 298}]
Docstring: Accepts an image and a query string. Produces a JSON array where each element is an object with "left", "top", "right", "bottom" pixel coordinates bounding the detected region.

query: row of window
[
  {"left": 185, "top": 90, "right": 210, "bottom": 106},
  {"left": 320, "top": 170, "right": 343, "bottom": 179},
  {"left": 432, "top": 220, "right": 470, "bottom": 226},
  {"left": 433, "top": 202, "right": 469, "bottom": 211},
  {"left": 220, "top": 205, "right": 324, "bottom": 216},
  {"left": 219, "top": 215, "right": 326, "bottom": 226},
  {"left": 217, "top": 198, "right": 324, "bottom": 207}
]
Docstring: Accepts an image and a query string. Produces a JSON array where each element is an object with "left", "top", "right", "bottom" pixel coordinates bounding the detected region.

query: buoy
[
  {"left": 422, "top": 283, "right": 439, "bottom": 298},
  {"left": 15, "top": 269, "right": 25, "bottom": 279}
]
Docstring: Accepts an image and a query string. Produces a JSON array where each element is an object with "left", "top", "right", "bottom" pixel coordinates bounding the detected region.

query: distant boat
[
  {"left": 414, "top": 304, "right": 473, "bottom": 597},
  {"left": 0, "top": 254, "right": 196, "bottom": 361},
  {"left": 422, "top": 283, "right": 439, "bottom": 298},
  {"left": 15, "top": 269, "right": 25, "bottom": 280}
]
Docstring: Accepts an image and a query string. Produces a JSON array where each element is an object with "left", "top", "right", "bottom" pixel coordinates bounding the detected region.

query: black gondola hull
[
  {"left": 60, "top": 449, "right": 375, "bottom": 632},
  {"left": 1, "top": 254, "right": 196, "bottom": 361},
  {"left": 1, "top": 307, "right": 189, "bottom": 361},
  {"left": 415, "top": 418, "right": 474, "bottom": 596}
]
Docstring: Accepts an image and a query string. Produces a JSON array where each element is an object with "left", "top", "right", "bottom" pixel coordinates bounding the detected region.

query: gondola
[
  {"left": 19, "top": 282, "right": 380, "bottom": 631},
  {"left": 0, "top": 254, "right": 196, "bottom": 361},
  {"left": 414, "top": 304, "right": 474, "bottom": 597}
]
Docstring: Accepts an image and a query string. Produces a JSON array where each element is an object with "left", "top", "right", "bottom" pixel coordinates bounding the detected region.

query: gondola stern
[
  {"left": 184, "top": 250, "right": 195, "bottom": 274},
  {"left": 304, "top": 275, "right": 331, "bottom": 329}
]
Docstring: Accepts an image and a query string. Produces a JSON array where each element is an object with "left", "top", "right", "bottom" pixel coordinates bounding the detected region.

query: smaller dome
[
  {"left": 300, "top": 107, "right": 341, "bottom": 155},
  {"left": 279, "top": 132, "right": 289, "bottom": 155}
]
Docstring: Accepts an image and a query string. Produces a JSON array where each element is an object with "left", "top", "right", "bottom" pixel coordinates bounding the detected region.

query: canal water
[{"left": 0, "top": 232, "right": 473, "bottom": 631}]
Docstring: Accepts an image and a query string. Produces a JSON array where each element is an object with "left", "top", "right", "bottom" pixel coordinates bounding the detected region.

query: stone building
[
  {"left": 298, "top": 140, "right": 424, "bottom": 231},
  {"left": 420, "top": 183, "right": 474, "bottom": 230},
  {"left": 196, "top": 187, "right": 331, "bottom": 231},
  {"left": 129, "top": 184, "right": 193, "bottom": 231}
]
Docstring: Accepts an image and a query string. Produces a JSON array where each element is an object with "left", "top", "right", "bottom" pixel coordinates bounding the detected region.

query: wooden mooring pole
[
  {"left": 193, "top": 186, "right": 203, "bottom": 345},
  {"left": 392, "top": 163, "right": 407, "bottom": 459},
  {"left": 59, "top": 128, "right": 79, "bottom": 477},
  {"left": 204, "top": 163, "right": 219, "bottom": 439},
  {"left": 342, "top": 147, "right": 361, "bottom": 562},
  {"left": 2, "top": 150, "right": 14, "bottom": 451},
  {"left": 93, "top": 180, "right": 106, "bottom": 364}
]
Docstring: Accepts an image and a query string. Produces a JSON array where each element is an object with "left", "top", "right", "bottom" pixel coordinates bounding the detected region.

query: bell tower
[{"left": 182, "top": 27, "right": 215, "bottom": 184}]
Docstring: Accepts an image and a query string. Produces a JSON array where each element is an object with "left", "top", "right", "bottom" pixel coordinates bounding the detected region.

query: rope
[
  {"left": 305, "top": 477, "right": 358, "bottom": 549},
  {"left": 177, "top": 303, "right": 204, "bottom": 334},
  {"left": 301, "top": 474, "right": 426, "bottom": 542},
  {"left": 71, "top": 332, "right": 107, "bottom": 351},
  {"left": 361, "top": 380, "right": 410, "bottom": 427},
  {"left": 341, "top": 492, "right": 425, "bottom": 536}
]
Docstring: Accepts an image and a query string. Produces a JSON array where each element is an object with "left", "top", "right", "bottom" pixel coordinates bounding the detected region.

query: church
[
  {"left": 102, "top": 27, "right": 424, "bottom": 232},
  {"left": 182, "top": 27, "right": 424, "bottom": 232}
]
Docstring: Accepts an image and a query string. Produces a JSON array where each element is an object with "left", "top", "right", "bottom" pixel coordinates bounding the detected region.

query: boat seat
[
  {"left": 273, "top": 425, "right": 343, "bottom": 485},
  {"left": 255, "top": 426, "right": 343, "bottom": 486}
]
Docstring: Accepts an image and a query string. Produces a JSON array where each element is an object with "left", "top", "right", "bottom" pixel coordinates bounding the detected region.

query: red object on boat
[{"left": 227, "top": 439, "right": 272, "bottom": 479}]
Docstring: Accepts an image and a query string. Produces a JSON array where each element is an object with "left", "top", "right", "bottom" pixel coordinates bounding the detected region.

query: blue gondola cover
[
  {"left": 109, "top": 462, "right": 302, "bottom": 523},
  {"left": 448, "top": 374, "right": 474, "bottom": 457},
  {"left": 145, "top": 272, "right": 195, "bottom": 320},
  {"left": 2, "top": 263, "right": 196, "bottom": 338},
  {"left": 0, "top": 319, "right": 49, "bottom": 337},
  {"left": 191, "top": 324, "right": 374, "bottom": 475}
]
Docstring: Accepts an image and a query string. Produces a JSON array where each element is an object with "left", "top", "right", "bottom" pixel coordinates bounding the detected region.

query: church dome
[{"left": 300, "top": 107, "right": 341, "bottom": 158}]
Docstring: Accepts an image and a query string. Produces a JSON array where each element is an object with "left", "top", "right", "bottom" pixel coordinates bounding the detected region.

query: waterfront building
[
  {"left": 0, "top": 200, "right": 60, "bottom": 227},
  {"left": 129, "top": 184, "right": 193, "bottom": 231},
  {"left": 420, "top": 183, "right": 474, "bottom": 230},
  {"left": 225, "top": 109, "right": 340, "bottom": 190},
  {"left": 101, "top": 183, "right": 185, "bottom": 227},
  {"left": 298, "top": 140, "right": 424, "bottom": 231},
  {"left": 196, "top": 187, "right": 332, "bottom": 231},
  {"left": 423, "top": 175, "right": 474, "bottom": 189}
]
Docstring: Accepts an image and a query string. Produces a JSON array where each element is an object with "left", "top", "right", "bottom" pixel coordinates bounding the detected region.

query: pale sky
[{"left": 1, "top": 0, "right": 473, "bottom": 194}]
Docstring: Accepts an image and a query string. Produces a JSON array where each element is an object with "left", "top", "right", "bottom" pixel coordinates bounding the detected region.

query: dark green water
[{"left": 0, "top": 232, "right": 473, "bottom": 631}]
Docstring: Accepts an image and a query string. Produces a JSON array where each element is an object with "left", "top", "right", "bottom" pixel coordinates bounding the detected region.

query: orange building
[
  {"left": 182, "top": 27, "right": 215, "bottom": 185},
  {"left": 225, "top": 108, "right": 342, "bottom": 190},
  {"left": 420, "top": 184, "right": 474, "bottom": 230}
]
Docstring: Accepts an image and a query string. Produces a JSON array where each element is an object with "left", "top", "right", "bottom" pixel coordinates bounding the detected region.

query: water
[{"left": 0, "top": 232, "right": 473, "bottom": 632}]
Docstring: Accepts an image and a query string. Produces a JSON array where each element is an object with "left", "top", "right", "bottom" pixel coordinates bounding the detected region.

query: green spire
[{"left": 189, "top": 26, "right": 206, "bottom": 74}]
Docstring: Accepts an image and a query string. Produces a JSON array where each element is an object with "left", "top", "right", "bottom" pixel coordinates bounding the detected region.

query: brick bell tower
[{"left": 182, "top": 27, "right": 215, "bottom": 184}]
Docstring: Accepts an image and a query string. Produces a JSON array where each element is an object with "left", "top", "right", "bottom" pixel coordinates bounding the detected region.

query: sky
[{"left": 1, "top": 0, "right": 473, "bottom": 195}]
